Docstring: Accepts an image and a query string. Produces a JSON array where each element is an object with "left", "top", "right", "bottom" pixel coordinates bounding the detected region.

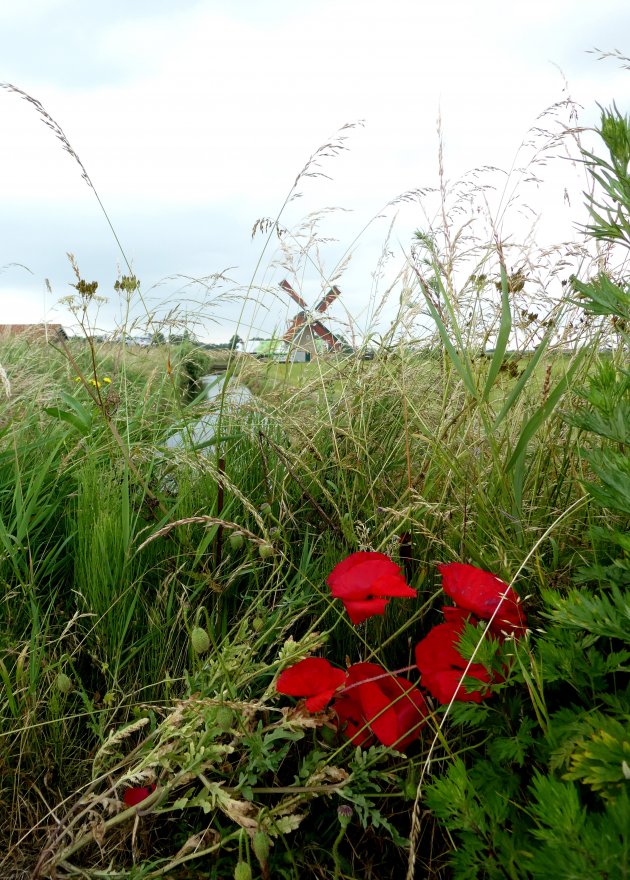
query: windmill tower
[{"left": 280, "top": 279, "right": 345, "bottom": 358}]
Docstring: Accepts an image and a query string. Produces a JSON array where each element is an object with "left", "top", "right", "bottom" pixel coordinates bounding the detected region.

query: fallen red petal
[{"left": 123, "top": 784, "right": 156, "bottom": 807}]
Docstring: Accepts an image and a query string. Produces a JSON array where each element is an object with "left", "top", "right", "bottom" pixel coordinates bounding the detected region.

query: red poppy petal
[
  {"left": 375, "top": 674, "right": 428, "bottom": 748},
  {"left": 423, "top": 668, "right": 491, "bottom": 704},
  {"left": 438, "top": 563, "right": 527, "bottom": 635},
  {"left": 327, "top": 551, "right": 385, "bottom": 584},
  {"left": 343, "top": 664, "right": 427, "bottom": 750},
  {"left": 357, "top": 680, "right": 400, "bottom": 747},
  {"left": 328, "top": 552, "right": 415, "bottom": 600},
  {"left": 415, "top": 618, "right": 496, "bottom": 706},
  {"left": 343, "top": 662, "right": 386, "bottom": 692},
  {"left": 333, "top": 694, "right": 361, "bottom": 726},
  {"left": 329, "top": 558, "right": 399, "bottom": 599},
  {"left": 304, "top": 688, "right": 337, "bottom": 713},
  {"left": 385, "top": 676, "right": 429, "bottom": 745},
  {"left": 123, "top": 784, "right": 155, "bottom": 807},
  {"left": 333, "top": 689, "right": 375, "bottom": 746},
  {"left": 370, "top": 571, "right": 416, "bottom": 598},
  {"left": 489, "top": 608, "right": 528, "bottom": 638},
  {"left": 276, "top": 657, "right": 346, "bottom": 697},
  {"left": 342, "top": 597, "right": 389, "bottom": 625},
  {"left": 340, "top": 716, "right": 374, "bottom": 746},
  {"left": 442, "top": 605, "right": 475, "bottom": 624},
  {"left": 327, "top": 552, "right": 385, "bottom": 598},
  {"left": 415, "top": 622, "right": 465, "bottom": 671}
]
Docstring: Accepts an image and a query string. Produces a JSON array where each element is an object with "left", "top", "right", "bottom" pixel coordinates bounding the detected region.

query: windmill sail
[
  {"left": 279, "top": 279, "right": 308, "bottom": 310},
  {"left": 280, "top": 279, "right": 344, "bottom": 353},
  {"left": 314, "top": 286, "right": 341, "bottom": 313}
]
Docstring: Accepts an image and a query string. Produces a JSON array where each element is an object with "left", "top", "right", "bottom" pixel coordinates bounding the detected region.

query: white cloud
[{"left": 0, "top": 0, "right": 628, "bottom": 338}]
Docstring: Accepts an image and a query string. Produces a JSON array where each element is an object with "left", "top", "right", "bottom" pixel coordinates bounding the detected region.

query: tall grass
[{"left": 0, "top": 80, "right": 627, "bottom": 878}]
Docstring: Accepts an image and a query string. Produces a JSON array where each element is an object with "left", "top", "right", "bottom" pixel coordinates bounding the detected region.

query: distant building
[
  {"left": 243, "top": 337, "right": 288, "bottom": 360},
  {"left": 0, "top": 323, "right": 68, "bottom": 342},
  {"left": 110, "top": 333, "right": 153, "bottom": 346}
]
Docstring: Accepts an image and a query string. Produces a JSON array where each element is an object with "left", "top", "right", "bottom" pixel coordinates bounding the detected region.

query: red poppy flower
[
  {"left": 438, "top": 563, "right": 527, "bottom": 637},
  {"left": 333, "top": 685, "right": 375, "bottom": 748},
  {"left": 442, "top": 605, "right": 475, "bottom": 625},
  {"left": 123, "top": 783, "right": 156, "bottom": 807},
  {"left": 276, "top": 657, "right": 347, "bottom": 712},
  {"left": 415, "top": 620, "right": 494, "bottom": 704},
  {"left": 333, "top": 662, "right": 428, "bottom": 750},
  {"left": 327, "top": 552, "right": 416, "bottom": 625}
]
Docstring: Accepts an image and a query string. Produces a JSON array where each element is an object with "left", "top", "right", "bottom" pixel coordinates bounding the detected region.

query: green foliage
[
  {"left": 582, "top": 103, "right": 630, "bottom": 249},
  {"left": 44, "top": 389, "right": 94, "bottom": 435},
  {"left": 570, "top": 271, "right": 630, "bottom": 318},
  {"left": 341, "top": 746, "right": 410, "bottom": 847},
  {"left": 424, "top": 757, "right": 526, "bottom": 879},
  {"left": 178, "top": 340, "right": 213, "bottom": 401},
  {"left": 541, "top": 584, "right": 630, "bottom": 642},
  {"left": 560, "top": 715, "right": 630, "bottom": 796},
  {"left": 420, "top": 104, "right": 630, "bottom": 880},
  {"left": 527, "top": 777, "right": 629, "bottom": 879}
]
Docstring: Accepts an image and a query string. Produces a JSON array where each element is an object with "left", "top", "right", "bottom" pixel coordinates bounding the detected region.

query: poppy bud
[
  {"left": 229, "top": 531, "right": 244, "bottom": 551},
  {"left": 258, "top": 543, "right": 274, "bottom": 559},
  {"left": 234, "top": 861, "right": 252, "bottom": 880},
  {"left": 337, "top": 804, "right": 353, "bottom": 828},
  {"left": 55, "top": 672, "right": 72, "bottom": 694},
  {"left": 259, "top": 502, "right": 272, "bottom": 516},
  {"left": 252, "top": 617, "right": 264, "bottom": 632},
  {"left": 216, "top": 707, "right": 234, "bottom": 731},
  {"left": 191, "top": 626, "right": 210, "bottom": 654},
  {"left": 253, "top": 829, "right": 270, "bottom": 863}
]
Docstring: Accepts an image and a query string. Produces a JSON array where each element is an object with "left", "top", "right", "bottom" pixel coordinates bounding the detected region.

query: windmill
[{"left": 280, "top": 279, "right": 345, "bottom": 357}]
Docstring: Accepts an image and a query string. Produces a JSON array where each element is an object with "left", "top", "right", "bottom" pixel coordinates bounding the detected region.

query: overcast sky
[{"left": 1, "top": 0, "right": 628, "bottom": 342}]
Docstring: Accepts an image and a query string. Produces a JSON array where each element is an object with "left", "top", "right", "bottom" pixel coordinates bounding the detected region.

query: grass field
[{"left": 0, "top": 101, "right": 628, "bottom": 880}]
